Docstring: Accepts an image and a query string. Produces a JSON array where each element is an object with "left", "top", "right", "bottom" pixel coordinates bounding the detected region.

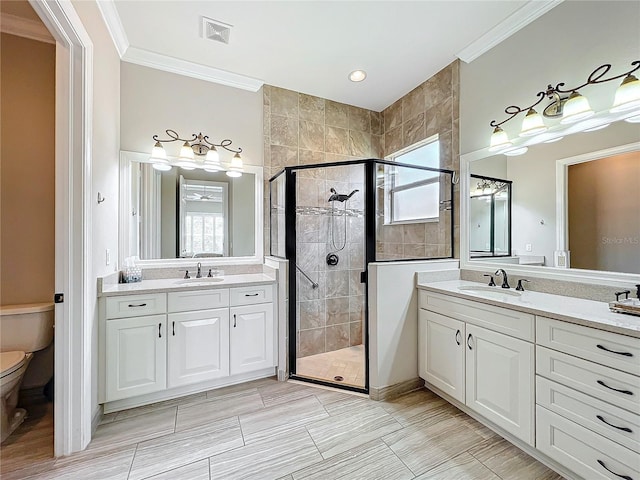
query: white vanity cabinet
[
  {"left": 167, "top": 308, "right": 230, "bottom": 388},
  {"left": 535, "top": 316, "right": 640, "bottom": 480},
  {"left": 100, "top": 282, "right": 276, "bottom": 410},
  {"left": 418, "top": 309, "right": 465, "bottom": 402},
  {"left": 105, "top": 314, "right": 167, "bottom": 401},
  {"left": 418, "top": 290, "right": 535, "bottom": 445}
]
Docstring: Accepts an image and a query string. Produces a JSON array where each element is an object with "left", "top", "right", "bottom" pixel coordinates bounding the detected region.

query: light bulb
[
  {"left": 488, "top": 126, "right": 512, "bottom": 151},
  {"left": 349, "top": 70, "right": 367, "bottom": 82},
  {"left": 611, "top": 74, "right": 640, "bottom": 113},
  {"left": 204, "top": 146, "right": 223, "bottom": 172},
  {"left": 560, "top": 91, "right": 594, "bottom": 124},
  {"left": 150, "top": 141, "right": 167, "bottom": 161},
  {"left": 205, "top": 147, "right": 220, "bottom": 163},
  {"left": 226, "top": 152, "right": 244, "bottom": 177},
  {"left": 519, "top": 108, "right": 547, "bottom": 137},
  {"left": 178, "top": 141, "right": 195, "bottom": 160}
]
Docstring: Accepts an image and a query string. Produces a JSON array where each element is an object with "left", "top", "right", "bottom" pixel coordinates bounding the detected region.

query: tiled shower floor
[{"left": 296, "top": 344, "right": 365, "bottom": 388}]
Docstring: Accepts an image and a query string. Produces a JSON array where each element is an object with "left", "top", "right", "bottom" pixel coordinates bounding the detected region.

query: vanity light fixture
[
  {"left": 488, "top": 60, "right": 640, "bottom": 150},
  {"left": 149, "top": 129, "right": 243, "bottom": 175}
]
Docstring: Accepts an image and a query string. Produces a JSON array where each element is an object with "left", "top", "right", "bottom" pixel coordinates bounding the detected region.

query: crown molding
[
  {"left": 0, "top": 12, "right": 54, "bottom": 44},
  {"left": 96, "top": 0, "right": 129, "bottom": 57},
  {"left": 123, "top": 46, "right": 264, "bottom": 92},
  {"left": 456, "top": 0, "right": 563, "bottom": 63}
]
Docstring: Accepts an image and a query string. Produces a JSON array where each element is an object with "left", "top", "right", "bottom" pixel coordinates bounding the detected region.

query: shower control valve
[{"left": 326, "top": 253, "right": 339, "bottom": 266}]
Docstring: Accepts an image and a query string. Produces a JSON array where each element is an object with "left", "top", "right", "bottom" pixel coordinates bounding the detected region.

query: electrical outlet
[
  {"left": 106, "top": 249, "right": 111, "bottom": 266},
  {"left": 525, "top": 243, "right": 532, "bottom": 252}
]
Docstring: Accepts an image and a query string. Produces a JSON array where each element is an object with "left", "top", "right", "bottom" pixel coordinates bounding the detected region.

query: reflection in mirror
[
  {"left": 469, "top": 175, "right": 511, "bottom": 258},
  {"left": 466, "top": 119, "right": 640, "bottom": 274},
  {"left": 567, "top": 151, "right": 639, "bottom": 274},
  {"left": 129, "top": 161, "right": 256, "bottom": 260}
]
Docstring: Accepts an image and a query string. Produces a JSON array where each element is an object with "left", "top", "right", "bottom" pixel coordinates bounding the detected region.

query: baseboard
[
  {"left": 369, "top": 377, "right": 423, "bottom": 401},
  {"left": 424, "top": 381, "right": 579, "bottom": 480}
]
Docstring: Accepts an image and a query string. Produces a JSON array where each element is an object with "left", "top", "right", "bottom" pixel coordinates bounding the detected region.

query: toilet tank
[{"left": 0, "top": 303, "right": 54, "bottom": 352}]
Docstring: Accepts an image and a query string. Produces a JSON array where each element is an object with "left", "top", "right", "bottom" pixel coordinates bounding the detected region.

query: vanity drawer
[
  {"left": 537, "top": 316, "right": 640, "bottom": 376},
  {"left": 105, "top": 293, "right": 166, "bottom": 319},
  {"left": 537, "top": 346, "right": 640, "bottom": 414},
  {"left": 537, "top": 406, "right": 640, "bottom": 480},
  {"left": 537, "top": 376, "right": 640, "bottom": 453},
  {"left": 230, "top": 285, "right": 273, "bottom": 306},
  {"left": 418, "top": 290, "right": 534, "bottom": 341},
  {"left": 168, "top": 289, "right": 229, "bottom": 313}
]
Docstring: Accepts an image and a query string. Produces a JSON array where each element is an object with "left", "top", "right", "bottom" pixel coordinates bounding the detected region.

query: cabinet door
[
  {"left": 168, "top": 308, "right": 230, "bottom": 388},
  {"left": 230, "top": 303, "right": 274, "bottom": 375},
  {"left": 465, "top": 324, "right": 534, "bottom": 445},
  {"left": 419, "top": 309, "right": 465, "bottom": 403},
  {"left": 105, "top": 315, "right": 166, "bottom": 401}
]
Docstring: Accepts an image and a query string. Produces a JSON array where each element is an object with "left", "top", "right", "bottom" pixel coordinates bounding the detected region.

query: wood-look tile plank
[
  {"left": 257, "top": 381, "right": 317, "bottom": 407},
  {"left": 142, "top": 458, "right": 210, "bottom": 480},
  {"left": 88, "top": 408, "right": 177, "bottom": 452},
  {"left": 129, "top": 417, "right": 243, "bottom": 480},
  {"left": 306, "top": 405, "right": 403, "bottom": 459},
  {"left": 291, "top": 439, "right": 413, "bottom": 480},
  {"left": 414, "top": 452, "right": 501, "bottom": 479},
  {"left": 175, "top": 390, "right": 264, "bottom": 432},
  {"left": 321, "top": 396, "right": 378, "bottom": 416},
  {"left": 382, "top": 414, "right": 484, "bottom": 476},
  {"left": 240, "top": 395, "right": 328, "bottom": 441},
  {"left": 469, "top": 438, "right": 565, "bottom": 480},
  {"left": 114, "top": 392, "right": 206, "bottom": 421},
  {"left": 380, "top": 388, "right": 454, "bottom": 426},
  {"left": 21, "top": 444, "right": 137, "bottom": 480},
  {"left": 206, "top": 377, "right": 276, "bottom": 400},
  {"left": 208, "top": 427, "right": 322, "bottom": 480}
]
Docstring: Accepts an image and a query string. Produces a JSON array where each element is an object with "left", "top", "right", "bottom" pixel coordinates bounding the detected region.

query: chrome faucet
[
  {"left": 196, "top": 262, "right": 202, "bottom": 278},
  {"left": 495, "top": 269, "right": 510, "bottom": 289}
]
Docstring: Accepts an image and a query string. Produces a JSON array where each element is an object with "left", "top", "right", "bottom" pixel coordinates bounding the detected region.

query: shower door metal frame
[{"left": 278, "top": 158, "right": 455, "bottom": 394}]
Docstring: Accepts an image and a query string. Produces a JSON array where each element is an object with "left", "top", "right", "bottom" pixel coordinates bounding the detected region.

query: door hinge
[{"left": 54, "top": 293, "right": 64, "bottom": 303}]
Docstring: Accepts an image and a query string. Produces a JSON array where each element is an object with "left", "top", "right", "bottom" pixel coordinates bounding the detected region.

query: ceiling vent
[{"left": 202, "top": 17, "right": 232, "bottom": 44}]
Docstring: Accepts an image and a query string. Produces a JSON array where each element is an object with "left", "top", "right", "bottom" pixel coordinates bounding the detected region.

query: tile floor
[
  {"left": 0, "top": 378, "right": 565, "bottom": 480},
  {"left": 296, "top": 345, "right": 365, "bottom": 387}
]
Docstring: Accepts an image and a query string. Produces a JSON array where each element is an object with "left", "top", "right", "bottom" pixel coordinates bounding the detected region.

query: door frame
[{"left": 29, "top": 0, "right": 93, "bottom": 456}]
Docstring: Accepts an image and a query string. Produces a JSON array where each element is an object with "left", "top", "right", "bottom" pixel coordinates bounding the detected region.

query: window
[
  {"left": 386, "top": 136, "right": 440, "bottom": 223},
  {"left": 179, "top": 178, "right": 228, "bottom": 257}
]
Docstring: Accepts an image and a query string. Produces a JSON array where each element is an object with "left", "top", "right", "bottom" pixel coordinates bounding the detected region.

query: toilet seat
[{"left": 0, "top": 351, "right": 26, "bottom": 379}]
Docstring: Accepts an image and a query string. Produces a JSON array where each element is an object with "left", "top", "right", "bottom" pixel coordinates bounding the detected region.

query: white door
[
  {"left": 230, "top": 304, "right": 274, "bottom": 375},
  {"left": 465, "top": 324, "right": 534, "bottom": 445},
  {"left": 419, "top": 309, "right": 465, "bottom": 403},
  {"left": 168, "top": 308, "right": 230, "bottom": 388},
  {"left": 105, "top": 315, "right": 166, "bottom": 401}
]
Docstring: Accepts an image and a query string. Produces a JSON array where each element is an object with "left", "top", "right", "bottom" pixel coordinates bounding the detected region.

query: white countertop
[
  {"left": 417, "top": 279, "right": 640, "bottom": 338},
  {"left": 99, "top": 274, "right": 276, "bottom": 297}
]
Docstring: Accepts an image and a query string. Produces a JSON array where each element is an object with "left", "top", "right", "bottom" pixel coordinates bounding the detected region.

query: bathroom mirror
[
  {"left": 461, "top": 119, "right": 640, "bottom": 282},
  {"left": 119, "top": 151, "right": 263, "bottom": 265}
]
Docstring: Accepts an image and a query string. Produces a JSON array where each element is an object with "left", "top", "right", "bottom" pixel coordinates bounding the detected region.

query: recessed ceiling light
[{"left": 349, "top": 70, "right": 367, "bottom": 82}]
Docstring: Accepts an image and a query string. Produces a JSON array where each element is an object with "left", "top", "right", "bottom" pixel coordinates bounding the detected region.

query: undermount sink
[
  {"left": 175, "top": 277, "right": 225, "bottom": 285},
  {"left": 457, "top": 285, "right": 522, "bottom": 298}
]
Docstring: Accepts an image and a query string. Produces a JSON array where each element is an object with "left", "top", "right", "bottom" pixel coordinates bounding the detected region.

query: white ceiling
[{"left": 110, "top": 1, "right": 553, "bottom": 111}]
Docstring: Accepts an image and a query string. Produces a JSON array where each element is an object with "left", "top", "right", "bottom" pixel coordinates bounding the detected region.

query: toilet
[{"left": 0, "top": 303, "right": 54, "bottom": 443}]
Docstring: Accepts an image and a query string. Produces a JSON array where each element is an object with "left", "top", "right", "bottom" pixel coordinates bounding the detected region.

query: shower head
[{"left": 328, "top": 188, "right": 359, "bottom": 203}]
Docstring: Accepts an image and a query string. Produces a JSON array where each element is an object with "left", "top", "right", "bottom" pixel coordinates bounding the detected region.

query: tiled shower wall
[
  {"left": 377, "top": 61, "right": 460, "bottom": 259},
  {"left": 263, "top": 86, "right": 382, "bottom": 356}
]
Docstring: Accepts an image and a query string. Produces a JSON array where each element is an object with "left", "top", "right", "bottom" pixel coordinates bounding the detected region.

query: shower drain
[{"left": 334, "top": 376, "right": 344, "bottom": 382}]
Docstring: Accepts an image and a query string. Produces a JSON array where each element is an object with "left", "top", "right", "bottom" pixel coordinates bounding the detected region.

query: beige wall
[
  {"left": 569, "top": 152, "right": 640, "bottom": 274},
  {"left": 0, "top": 33, "right": 55, "bottom": 305},
  {"left": 460, "top": 1, "right": 640, "bottom": 155}
]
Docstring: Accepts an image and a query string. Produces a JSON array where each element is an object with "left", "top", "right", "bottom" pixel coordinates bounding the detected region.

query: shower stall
[{"left": 270, "top": 159, "right": 455, "bottom": 393}]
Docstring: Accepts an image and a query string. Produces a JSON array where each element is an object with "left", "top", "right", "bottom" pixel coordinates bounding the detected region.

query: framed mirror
[
  {"left": 119, "top": 150, "right": 263, "bottom": 266},
  {"left": 460, "top": 119, "right": 640, "bottom": 285},
  {"left": 469, "top": 174, "right": 512, "bottom": 259}
]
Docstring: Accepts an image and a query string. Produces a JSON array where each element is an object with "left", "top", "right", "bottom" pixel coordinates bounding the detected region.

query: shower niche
[{"left": 269, "top": 159, "right": 455, "bottom": 393}]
